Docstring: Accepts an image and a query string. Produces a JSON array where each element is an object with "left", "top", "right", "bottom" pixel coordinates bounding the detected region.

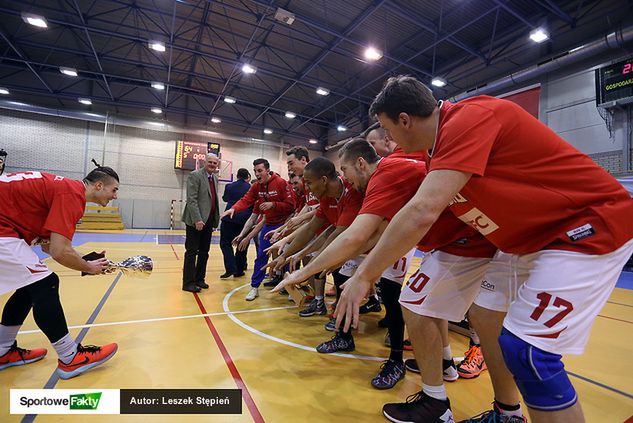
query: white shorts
[
  {"left": 503, "top": 238, "right": 633, "bottom": 355},
  {"left": 0, "top": 237, "right": 52, "bottom": 295},
  {"left": 380, "top": 249, "right": 417, "bottom": 284},
  {"left": 339, "top": 256, "right": 364, "bottom": 277},
  {"left": 399, "top": 251, "right": 492, "bottom": 321},
  {"left": 474, "top": 251, "right": 530, "bottom": 312}
]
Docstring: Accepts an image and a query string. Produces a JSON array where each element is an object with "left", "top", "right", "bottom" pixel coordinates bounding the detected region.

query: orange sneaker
[
  {"left": 456, "top": 343, "right": 487, "bottom": 379},
  {"left": 56, "top": 343, "right": 118, "bottom": 379},
  {"left": 0, "top": 341, "right": 47, "bottom": 370}
]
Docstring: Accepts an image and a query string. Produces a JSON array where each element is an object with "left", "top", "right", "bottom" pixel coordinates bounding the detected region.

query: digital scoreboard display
[
  {"left": 174, "top": 141, "right": 221, "bottom": 170},
  {"left": 595, "top": 56, "right": 633, "bottom": 106}
]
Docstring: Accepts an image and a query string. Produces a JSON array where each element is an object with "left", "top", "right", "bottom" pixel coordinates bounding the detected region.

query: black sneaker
[
  {"left": 299, "top": 299, "right": 326, "bottom": 317},
  {"left": 324, "top": 317, "right": 336, "bottom": 331},
  {"left": 316, "top": 332, "right": 354, "bottom": 353},
  {"left": 404, "top": 358, "right": 459, "bottom": 382},
  {"left": 359, "top": 296, "right": 382, "bottom": 314},
  {"left": 383, "top": 391, "right": 454, "bottom": 423},
  {"left": 371, "top": 359, "right": 406, "bottom": 389},
  {"left": 263, "top": 275, "right": 282, "bottom": 287}
]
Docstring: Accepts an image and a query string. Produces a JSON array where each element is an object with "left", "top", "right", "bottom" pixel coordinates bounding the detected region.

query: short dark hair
[
  {"left": 304, "top": 157, "right": 337, "bottom": 180},
  {"left": 84, "top": 166, "right": 119, "bottom": 184},
  {"left": 286, "top": 146, "right": 310, "bottom": 162},
  {"left": 359, "top": 121, "right": 381, "bottom": 139},
  {"left": 369, "top": 75, "right": 437, "bottom": 121},
  {"left": 236, "top": 168, "right": 250, "bottom": 180},
  {"left": 253, "top": 158, "right": 270, "bottom": 169},
  {"left": 339, "top": 137, "right": 381, "bottom": 164}
]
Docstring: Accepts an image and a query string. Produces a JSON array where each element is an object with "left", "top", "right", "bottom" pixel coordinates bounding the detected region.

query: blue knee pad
[{"left": 498, "top": 328, "right": 577, "bottom": 411}]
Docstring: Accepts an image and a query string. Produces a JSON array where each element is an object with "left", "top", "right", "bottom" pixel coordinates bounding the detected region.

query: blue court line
[
  {"left": 568, "top": 371, "right": 633, "bottom": 400},
  {"left": 20, "top": 272, "right": 123, "bottom": 423}
]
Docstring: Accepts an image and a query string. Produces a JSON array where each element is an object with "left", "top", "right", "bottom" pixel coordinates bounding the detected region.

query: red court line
[
  {"left": 194, "top": 294, "right": 265, "bottom": 423},
  {"left": 170, "top": 244, "right": 179, "bottom": 260}
]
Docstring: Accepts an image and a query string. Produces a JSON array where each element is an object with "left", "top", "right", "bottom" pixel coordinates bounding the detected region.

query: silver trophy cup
[{"left": 103, "top": 256, "right": 153, "bottom": 278}]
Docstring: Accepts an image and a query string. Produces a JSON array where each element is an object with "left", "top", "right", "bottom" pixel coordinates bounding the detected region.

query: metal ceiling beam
[
  {"left": 248, "top": 0, "right": 432, "bottom": 78},
  {"left": 0, "top": 6, "right": 372, "bottom": 104},
  {"left": 385, "top": 1, "right": 486, "bottom": 62},
  {"left": 490, "top": 0, "right": 536, "bottom": 28},
  {"left": 533, "top": 0, "right": 574, "bottom": 25},
  {"left": 1, "top": 38, "right": 340, "bottom": 112},
  {"left": 246, "top": 0, "right": 386, "bottom": 130},
  {"left": 0, "top": 57, "right": 334, "bottom": 129},
  {"left": 70, "top": 0, "right": 115, "bottom": 101},
  {"left": 0, "top": 27, "right": 54, "bottom": 94},
  {"left": 290, "top": 6, "right": 499, "bottom": 132}
]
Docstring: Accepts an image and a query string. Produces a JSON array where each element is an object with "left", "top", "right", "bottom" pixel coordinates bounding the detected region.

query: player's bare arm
[
  {"left": 335, "top": 169, "right": 471, "bottom": 332},
  {"left": 49, "top": 232, "right": 109, "bottom": 274}
]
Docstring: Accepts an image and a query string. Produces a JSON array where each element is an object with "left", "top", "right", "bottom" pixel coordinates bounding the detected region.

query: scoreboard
[
  {"left": 595, "top": 56, "right": 633, "bottom": 107},
  {"left": 174, "top": 141, "right": 221, "bottom": 170}
]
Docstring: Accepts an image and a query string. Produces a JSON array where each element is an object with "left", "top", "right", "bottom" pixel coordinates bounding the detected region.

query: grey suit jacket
[{"left": 182, "top": 168, "right": 220, "bottom": 228}]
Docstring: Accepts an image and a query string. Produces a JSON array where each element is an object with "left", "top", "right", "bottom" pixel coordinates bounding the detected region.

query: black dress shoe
[
  {"left": 182, "top": 284, "right": 201, "bottom": 293},
  {"left": 220, "top": 272, "right": 233, "bottom": 279},
  {"left": 233, "top": 272, "right": 245, "bottom": 277},
  {"left": 263, "top": 276, "right": 282, "bottom": 287},
  {"left": 196, "top": 281, "right": 209, "bottom": 289}
]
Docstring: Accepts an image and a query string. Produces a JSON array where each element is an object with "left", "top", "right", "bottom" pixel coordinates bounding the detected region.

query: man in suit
[
  {"left": 181, "top": 153, "right": 220, "bottom": 293},
  {"left": 219, "top": 168, "right": 252, "bottom": 279}
]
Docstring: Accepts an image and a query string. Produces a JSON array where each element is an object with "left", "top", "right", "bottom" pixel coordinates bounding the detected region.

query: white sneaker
[{"left": 245, "top": 287, "right": 259, "bottom": 301}]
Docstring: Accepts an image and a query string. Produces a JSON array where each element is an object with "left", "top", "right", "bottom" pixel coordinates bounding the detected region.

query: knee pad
[
  {"left": 498, "top": 327, "right": 577, "bottom": 411},
  {"left": 27, "top": 273, "right": 60, "bottom": 301}
]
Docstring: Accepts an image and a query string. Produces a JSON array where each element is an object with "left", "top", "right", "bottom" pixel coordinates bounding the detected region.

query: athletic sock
[
  {"left": 0, "top": 324, "right": 20, "bottom": 356},
  {"left": 423, "top": 383, "right": 447, "bottom": 401},
  {"left": 52, "top": 333, "right": 78, "bottom": 364},
  {"left": 442, "top": 345, "right": 453, "bottom": 361},
  {"left": 495, "top": 400, "right": 524, "bottom": 418}
]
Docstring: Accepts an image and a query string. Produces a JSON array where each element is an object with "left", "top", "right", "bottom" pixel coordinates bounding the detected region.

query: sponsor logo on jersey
[
  {"left": 457, "top": 208, "right": 499, "bottom": 236},
  {"left": 481, "top": 280, "right": 495, "bottom": 291},
  {"left": 566, "top": 223, "right": 595, "bottom": 242},
  {"left": 448, "top": 192, "right": 468, "bottom": 206}
]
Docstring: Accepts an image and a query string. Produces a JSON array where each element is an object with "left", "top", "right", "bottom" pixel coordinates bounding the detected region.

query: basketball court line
[
  {"left": 16, "top": 305, "right": 299, "bottom": 335},
  {"left": 194, "top": 294, "right": 265, "bottom": 423},
  {"left": 20, "top": 272, "right": 123, "bottom": 423}
]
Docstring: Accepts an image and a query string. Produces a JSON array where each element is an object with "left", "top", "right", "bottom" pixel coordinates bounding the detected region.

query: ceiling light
[
  {"left": 316, "top": 87, "right": 330, "bottom": 96},
  {"left": 263, "top": 128, "right": 273, "bottom": 134},
  {"left": 224, "top": 96, "right": 236, "bottom": 104},
  {"left": 148, "top": 41, "right": 166, "bottom": 52},
  {"left": 0, "top": 88, "right": 9, "bottom": 95},
  {"left": 147, "top": 121, "right": 164, "bottom": 127},
  {"left": 529, "top": 28, "right": 549, "bottom": 43},
  {"left": 60, "top": 67, "right": 78, "bottom": 77},
  {"left": 241, "top": 64, "right": 257, "bottom": 74},
  {"left": 151, "top": 82, "right": 165, "bottom": 90},
  {"left": 364, "top": 47, "right": 383, "bottom": 61},
  {"left": 22, "top": 13, "right": 48, "bottom": 28},
  {"left": 285, "top": 111, "right": 296, "bottom": 119},
  {"left": 337, "top": 125, "right": 347, "bottom": 132},
  {"left": 431, "top": 77, "right": 447, "bottom": 87},
  {"left": 78, "top": 98, "right": 92, "bottom": 105},
  {"left": 211, "top": 117, "right": 221, "bottom": 123},
  {"left": 309, "top": 139, "right": 318, "bottom": 144},
  {"left": 151, "top": 107, "right": 162, "bottom": 114}
]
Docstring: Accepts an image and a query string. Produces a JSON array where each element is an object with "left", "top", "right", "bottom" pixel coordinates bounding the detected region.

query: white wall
[{"left": 0, "top": 108, "right": 321, "bottom": 228}]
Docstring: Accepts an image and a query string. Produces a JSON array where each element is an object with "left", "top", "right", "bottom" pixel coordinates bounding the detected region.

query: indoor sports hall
[{"left": 1, "top": 1, "right": 633, "bottom": 422}]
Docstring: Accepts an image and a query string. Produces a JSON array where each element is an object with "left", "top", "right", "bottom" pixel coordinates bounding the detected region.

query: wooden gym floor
[{"left": 1, "top": 229, "right": 632, "bottom": 422}]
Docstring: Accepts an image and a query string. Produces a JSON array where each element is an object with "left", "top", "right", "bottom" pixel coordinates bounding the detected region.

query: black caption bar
[{"left": 120, "top": 389, "right": 242, "bottom": 414}]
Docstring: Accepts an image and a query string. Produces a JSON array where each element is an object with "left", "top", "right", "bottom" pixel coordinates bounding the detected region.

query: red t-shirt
[
  {"left": 301, "top": 178, "right": 320, "bottom": 210},
  {"left": 430, "top": 97, "right": 633, "bottom": 254},
  {"left": 0, "top": 171, "right": 86, "bottom": 244},
  {"left": 293, "top": 189, "right": 306, "bottom": 213},
  {"left": 389, "top": 145, "right": 429, "bottom": 161},
  {"left": 359, "top": 157, "right": 495, "bottom": 258},
  {"left": 316, "top": 178, "right": 364, "bottom": 226}
]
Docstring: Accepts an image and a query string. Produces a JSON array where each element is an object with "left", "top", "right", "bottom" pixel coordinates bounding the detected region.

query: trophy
[{"left": 81, "top": 252, "right": 153, "bottom": 278}]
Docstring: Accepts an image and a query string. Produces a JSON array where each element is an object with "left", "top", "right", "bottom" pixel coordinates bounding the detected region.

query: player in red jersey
[
  {"left": 336, "top": 75, "right": 633, "bottom": 423},
  {"left": 0, "top": 167, "right": 120, "bottom": 379}
]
